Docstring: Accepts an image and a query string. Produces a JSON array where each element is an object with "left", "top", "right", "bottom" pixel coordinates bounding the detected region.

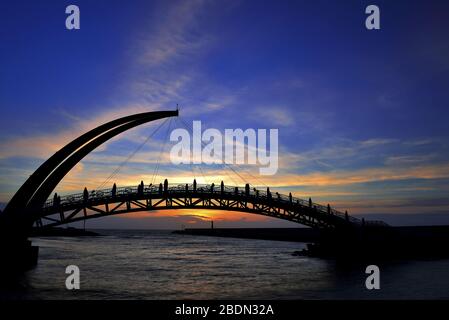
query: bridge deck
[{"left": 34, "top": 183, "right": 391, "bottom": 229}]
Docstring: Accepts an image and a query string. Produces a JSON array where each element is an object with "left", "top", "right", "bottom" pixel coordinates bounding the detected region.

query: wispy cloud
[
  {"left": 137, "top": 0, "right": 211, "bottom": 67},
  {"left": 2, "top": 0, "right": 449, "bottom": 226},
  {"left": 253, "top": 108, "right": 295, "bottom": 127}
]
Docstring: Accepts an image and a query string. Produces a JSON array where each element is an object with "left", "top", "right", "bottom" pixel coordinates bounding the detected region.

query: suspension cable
[
  {"left": 96, "top": 117, "right": 169, "bottom": 190},
  {"left": 175, "top": 118, "right": 207, "bottom": 181},
  {"left": 174, "top": 117, "right": 198, "bottom": 183},
  {"left": 178, "top": 118, "right": 267, "bottom": 187},
  {"left": 178, "top": 118, "right": 246, "bottom": 185},
  {"left": 151, "top": 117, "right": 173, "bottom": 185}
]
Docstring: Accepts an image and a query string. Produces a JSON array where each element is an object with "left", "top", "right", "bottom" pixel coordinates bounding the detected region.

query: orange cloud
[
  {"left": 52, "top": 161, "right": 449, "bottom": 195},
  {"left": 118, "top": 209, "right": 268, "bottom": 223}
]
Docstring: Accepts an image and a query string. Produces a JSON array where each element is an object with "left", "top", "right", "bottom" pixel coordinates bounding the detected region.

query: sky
[{"left": 1, "top": 0, "right": 449, "bottom": 228}]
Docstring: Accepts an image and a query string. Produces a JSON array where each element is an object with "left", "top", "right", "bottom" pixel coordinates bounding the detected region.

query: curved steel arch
[
  {"left": 3, "top": 110, "right": 178, "bottom": 218},
  {"left": 1, "top": 110, "right": 177, "bottom": 243},
  {"left": 27, "top": 116, "right": 173, "bottom": 216},
  {"left": 0, "top": 110, "right": 179, "bottom": 271}
]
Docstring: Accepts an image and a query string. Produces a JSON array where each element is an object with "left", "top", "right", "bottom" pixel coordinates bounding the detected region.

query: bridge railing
[{"left": 43, "top": 183, "right": 362, "bottom": 225}]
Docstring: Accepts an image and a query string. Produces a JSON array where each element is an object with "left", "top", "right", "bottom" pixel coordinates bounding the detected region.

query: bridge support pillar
[
  {"left": 0, "top": 215, "right": 39, "bottom": 272},
  {"left": 0, "top": 239, "right": 39, "bottom": 272}
]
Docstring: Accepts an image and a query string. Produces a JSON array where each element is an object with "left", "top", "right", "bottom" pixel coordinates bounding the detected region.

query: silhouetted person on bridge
[
  {"left": 309, "top": 197, "right": 312, "bottom": 208},
  {"left": 210, "top": 183, "right": 215, "bottom": 193},
  {"left": 112, "top": 183, "right": 117, "bottom": 198},
  {"left": 139, "top": 181, "right": 144, "bottom": 195},
  {"left": 185, "top": 184, "right": 189, "bottom": 192},
  {"left": 245, "top": 184, "right": 250, "bottom": 196},
  {"left": 164, "top": 179, "right": 168, "bottom": 194},
  {"left": 53, "top": 193, "right": 61, "bottom": 208},
  {"left": 220, "top": 181, "right": 224, "bottom": 194},
  {"left": 137, "top": 183, "right": 142, "bottom": 195},
  {"left": 289, "top": 192, "right": 292, "bottom": 203},
  {"left": 267, "top": 187, "right": 271, "bottom": 200},
  {"left": 235, "top": 187, "right": 238, "bottom": 195},
  {"left": 345, "top": 211, "right": 349, "bottom": 221},
  {"left": 53, "top": 193, "right": 59, "bottom": 207},
  {"left": 159, "top": 183, "right": 163, "bottom": 195},
  {"left": 193, "top": 179, "right": 197, "bottom": 192},
  {"left": 83, "top": 187, "right": 89, "bottom": 203},
  {"left": 327, "top": 204, "right": 331, "bottom": 214}
]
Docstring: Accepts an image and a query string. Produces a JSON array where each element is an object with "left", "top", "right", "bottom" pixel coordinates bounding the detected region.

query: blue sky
[{"left": 1, "top": 0, "right": 449, "bottom": 227}]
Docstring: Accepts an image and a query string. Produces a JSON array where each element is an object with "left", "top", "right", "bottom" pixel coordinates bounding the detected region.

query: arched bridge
[
  {"left": 0, "top": 108, "right": 388, "bottom": 271},
  {"left": 37, "top": 180, "right": 373, "bottom": 230},
  {"left": 0, "top": 109, "right": 178, "bottom": 270}
]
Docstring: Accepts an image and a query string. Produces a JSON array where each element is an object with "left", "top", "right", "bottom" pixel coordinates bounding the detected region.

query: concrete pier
[{"left": 175, "top": 226, "right": 449, "bottom": 260}]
